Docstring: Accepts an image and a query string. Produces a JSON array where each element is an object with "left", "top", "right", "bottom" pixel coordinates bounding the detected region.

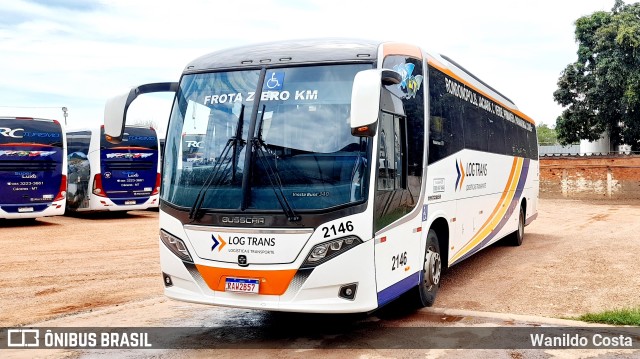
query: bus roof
[
  {"left": 180, "top": 38, "right": 532, "bottom": 124},
  {"left": 184, "top": 38, "right": 381, "bottom": 73},
  {"left": 0, "top": 116, "right": 60, "bottom": 123},
  {"left": 66, "top": 125, "right": 156, "bottom": 133}
]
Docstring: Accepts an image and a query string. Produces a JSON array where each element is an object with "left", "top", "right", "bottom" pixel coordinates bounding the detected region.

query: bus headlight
[
  {"left": 160, "top": 230, "right": 193, "bottom": 263},
  {"left": 301, "top": 236, "right": 362, "bottom": 268}
]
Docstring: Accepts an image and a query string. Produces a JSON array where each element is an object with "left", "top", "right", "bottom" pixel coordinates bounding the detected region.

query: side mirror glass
[{"left": 381, "top": 69, "right": 403, "bottom": 86}]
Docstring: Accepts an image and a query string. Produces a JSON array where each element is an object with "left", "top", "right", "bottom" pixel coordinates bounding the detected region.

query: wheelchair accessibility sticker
[{"left": 264, "top": 72, "right": 285, "bottom": 90}]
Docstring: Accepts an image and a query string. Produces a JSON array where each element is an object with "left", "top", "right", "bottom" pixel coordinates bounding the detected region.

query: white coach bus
[
  {"left": 103, "top": 39, "right": 538, "bottom": 313},
  {"left": 66, "top": 126, "right": 161, "bottom": 212}
]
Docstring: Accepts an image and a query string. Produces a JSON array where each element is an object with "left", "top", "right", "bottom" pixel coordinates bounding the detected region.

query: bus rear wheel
[
  {"left": 505, "top": 205, "right": 525, "bottom": 246},
  {"left": 415, "top": 229, "right": 441, "bottom": 308}
]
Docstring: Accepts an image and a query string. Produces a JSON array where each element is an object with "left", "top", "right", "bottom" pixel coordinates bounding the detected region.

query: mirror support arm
[{"left": 104, "top": 82, "right": 178, "bottom": 143}]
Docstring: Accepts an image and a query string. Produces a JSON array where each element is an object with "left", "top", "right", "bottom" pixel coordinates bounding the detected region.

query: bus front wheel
[{"left": 415, "top": 229, "right": 441, "bottom": 307}]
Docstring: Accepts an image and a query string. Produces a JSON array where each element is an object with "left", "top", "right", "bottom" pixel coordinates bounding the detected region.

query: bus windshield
[
  {"left": 0, "top": 118, "right": 64, "bottom": 208},
  {"left": 162, "top": 64, "right": 372, "bottom": 212}
]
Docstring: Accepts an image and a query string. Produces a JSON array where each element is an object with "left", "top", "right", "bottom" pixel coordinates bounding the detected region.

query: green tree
[
  {"left": 553, "top": 0, "right": 640, "bottom": 147},
  {"left": 537, "top": 123, "right": 558, "bottom": 145}
]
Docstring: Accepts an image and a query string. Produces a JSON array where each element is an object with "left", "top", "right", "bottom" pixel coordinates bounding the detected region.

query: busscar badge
[{"left": 238, "top": 255, "right": 248, "bottom": 266}]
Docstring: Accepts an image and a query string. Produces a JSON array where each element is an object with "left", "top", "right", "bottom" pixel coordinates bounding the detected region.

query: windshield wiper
[
  {"left": 188, "top": 105, "right": 245, "bottom": 220},
  {"left": 250, "top": 105, "right": 300, "bottom": 222}
]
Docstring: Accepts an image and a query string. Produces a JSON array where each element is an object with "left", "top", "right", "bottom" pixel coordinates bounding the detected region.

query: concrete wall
[
  {"left": 540, "top": 156, "right": 640, "bottom": 199},
  {"left": 539, "top": 144, "right": 580, "bottom": 156}
]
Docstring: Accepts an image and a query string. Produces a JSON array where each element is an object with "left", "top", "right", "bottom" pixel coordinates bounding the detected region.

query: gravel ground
[{"left": 438, "top": 198, "right": 640, "bottom": 318}]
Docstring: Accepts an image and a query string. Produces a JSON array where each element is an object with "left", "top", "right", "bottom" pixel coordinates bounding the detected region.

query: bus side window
[
  {"left": 374, "top": 112, "right": 411, "bottom": 231},
  {"left": 427, "top": 67, "right": 464, "bottom": 164}
]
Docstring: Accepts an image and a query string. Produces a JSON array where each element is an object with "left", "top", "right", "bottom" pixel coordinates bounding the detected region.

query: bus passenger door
[
  {"left": 66, "top": 132, "right": 92, "bottom": 210},
  {"left": 373, "top": 112, "right": 422, "bottom": 306}
]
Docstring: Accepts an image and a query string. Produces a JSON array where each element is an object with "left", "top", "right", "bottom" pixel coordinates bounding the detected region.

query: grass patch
[{"left": 576, "top": 307, "right": 640, "bottom": 326}]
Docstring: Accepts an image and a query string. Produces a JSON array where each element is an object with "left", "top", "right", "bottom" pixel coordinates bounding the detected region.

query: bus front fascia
[{"left": 104, "top": 82, "right": 179, "bottom": 144}]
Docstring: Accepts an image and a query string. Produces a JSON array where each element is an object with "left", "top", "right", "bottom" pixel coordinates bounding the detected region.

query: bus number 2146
[
  {"left": 322, "top": 221, "right": 354, "bottom": 238},
  {"left": 391, "top": 252, "right": 408, "bottom": 271}
]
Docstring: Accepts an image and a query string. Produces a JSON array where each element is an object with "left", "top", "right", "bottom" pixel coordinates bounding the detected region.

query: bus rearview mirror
[
  {"left": 104, "top": 91, "right": 134, "bottom": 144},
  {"left": 350, "top": 69, "right": 402, "bottom": 137},
  {"left": 103, "top": 82, "right": 179, "bottom": 144}
]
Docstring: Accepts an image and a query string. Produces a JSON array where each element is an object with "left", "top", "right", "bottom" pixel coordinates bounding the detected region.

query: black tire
[
  {"left": 414, "top": 229, "right": 442, "bottom": 308},
  {"left": 506, "top": 204, "right": 525, "bottom": 246}
]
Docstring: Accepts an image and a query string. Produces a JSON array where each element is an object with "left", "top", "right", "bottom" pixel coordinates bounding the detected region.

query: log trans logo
[
  {"left": 211, "top": 234, "right": 227, "bottom": 252},
  {"left": 456, "top": 160, "right": 488, "bottom": 191}
]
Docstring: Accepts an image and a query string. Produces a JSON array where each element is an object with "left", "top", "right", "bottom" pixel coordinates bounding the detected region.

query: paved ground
[{"left": 2, "top": 298, "right": 639, "bottom": 358}]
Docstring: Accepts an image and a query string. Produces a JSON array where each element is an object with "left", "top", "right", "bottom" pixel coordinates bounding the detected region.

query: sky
[{"left": 0, "top": 0, "right": 615, "bottom": 137}]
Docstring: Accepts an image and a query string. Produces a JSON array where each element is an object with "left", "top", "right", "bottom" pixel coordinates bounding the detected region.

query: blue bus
[
  {"left": 0, "top": 117, "right": 67, "bottom": 219},
  {"left": 66, "top": 126, "right": 160, "bottom": 212}
]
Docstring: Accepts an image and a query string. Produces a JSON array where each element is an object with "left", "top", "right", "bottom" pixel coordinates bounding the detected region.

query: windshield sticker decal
[
  {"left": 203, "top": 89, "right": 319, "bottom": 105},
  {"left": 264, "top": 72, "right": 285, "bottom": 90},
  {"left": 393, "top": 63, "right": 423, "bottom": 99},
  {"left": 292, "top": 191, "right": 329, "bottom": 197},
  {"left": 105, "top": 153, "right": 154, "bottom": 159},
  {"left": 0, "top": 150, "right": 56, "bottom": 157}
]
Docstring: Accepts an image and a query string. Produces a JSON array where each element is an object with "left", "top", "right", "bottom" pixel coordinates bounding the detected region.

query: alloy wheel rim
[{"left": 424, "top": 246, "right": 441, "bottom": 290}]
